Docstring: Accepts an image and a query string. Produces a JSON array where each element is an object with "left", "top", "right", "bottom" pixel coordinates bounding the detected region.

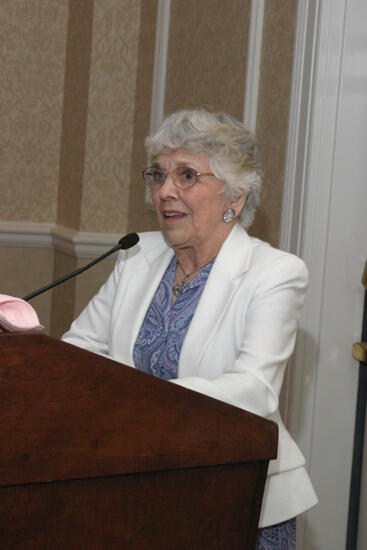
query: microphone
[{"left": 23, "top": 232, "right": 140, "bottom": 302}]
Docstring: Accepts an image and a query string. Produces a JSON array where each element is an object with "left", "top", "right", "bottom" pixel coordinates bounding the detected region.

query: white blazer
[{"left": 62, "top": 224, "right": 317, "bottom": 527}]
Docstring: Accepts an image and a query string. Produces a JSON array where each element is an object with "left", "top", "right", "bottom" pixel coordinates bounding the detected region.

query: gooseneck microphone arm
[{"left": 23, "top": 232, "right": 139, "bottom": 302}]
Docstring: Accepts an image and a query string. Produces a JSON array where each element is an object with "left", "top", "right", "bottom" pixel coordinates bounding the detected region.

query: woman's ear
[{"left": 229, "top": 194, "right": 247, "bottom": 219}]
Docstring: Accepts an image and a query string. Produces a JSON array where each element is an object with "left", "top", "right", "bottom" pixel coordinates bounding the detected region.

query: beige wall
[
  {"left": 165, "top": 0, "right": 251, "bottom": 119},
  {"left": 80, "top": 0, "right": 141, "bottom": 233},
  {"left": 49, "top": 250, "right": 78, "bottom": 337},
  {"left": 57, "top": 0, "right": 94, "bottom": 231},
  {"left": 0, "top": 0, "right": 68, "bottom": 332},
  {"left": 0, "top": 0, "right": 298, "bottom": 336},
  {"left": 0, "top": 246, "right": 55, "bottom": 333},
  {"left": 50, "top": 251, "right": 115, "bottom": 338},
  {"left": 0, "top": 0, "right": 142, "bottom": 335},
  {"left": 57, "top": 0, "right": 141, "bottom": 234},
  {"left": 0, "top": 0, "right": 68, "bottom": 223}
]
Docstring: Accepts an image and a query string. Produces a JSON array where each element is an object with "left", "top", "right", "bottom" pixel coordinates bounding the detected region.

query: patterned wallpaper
[
  {"left": 0, "top": 0, "right": 68, "bottom": 222},
  {"left": 56, "top": 0, "right": 94, "bottom": 231},
  {"left": 165, "top": 0, "right": 251, "bottom": 119},
  {"left": 80, "top": 0, "right": 141, "bottom": 233},
  {"left": 0, "top": 0, "right": 143, "bottom": 335}
]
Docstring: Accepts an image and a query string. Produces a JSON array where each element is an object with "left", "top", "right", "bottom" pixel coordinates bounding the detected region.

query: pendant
[{"left": 173, "top": 275, "right": 189, "bottom": 297}]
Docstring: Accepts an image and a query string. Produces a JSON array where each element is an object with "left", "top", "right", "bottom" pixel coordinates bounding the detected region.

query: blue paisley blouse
[{"left": 133, "top": 256, "right": 214, "bottom": 379}]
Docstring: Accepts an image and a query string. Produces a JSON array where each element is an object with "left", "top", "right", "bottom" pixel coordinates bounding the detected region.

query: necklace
[{"left": 172, "top": 257, "right": 215, "bottom": 297}]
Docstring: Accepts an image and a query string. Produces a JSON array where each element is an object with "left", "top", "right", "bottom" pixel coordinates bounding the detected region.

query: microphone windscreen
[{"left": 118, "top": 232, "right": 140, "bottom": 250}]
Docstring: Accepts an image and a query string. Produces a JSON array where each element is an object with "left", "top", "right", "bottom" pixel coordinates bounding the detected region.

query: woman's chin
[
  {"left": 161, "top": 226, "right": 191, "bottom": 249},
  {"left": 161, "top": 231, "right": 183, "bottom": 248}
]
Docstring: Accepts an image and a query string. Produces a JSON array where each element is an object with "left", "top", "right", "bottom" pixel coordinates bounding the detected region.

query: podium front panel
[{"left": 0, "top": 461, "right": 267, "bottom": 550}]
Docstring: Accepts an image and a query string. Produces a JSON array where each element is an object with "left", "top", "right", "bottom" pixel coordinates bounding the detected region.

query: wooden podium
[{"left": 0, "top": 333, "right": 278, "bottom": 549}]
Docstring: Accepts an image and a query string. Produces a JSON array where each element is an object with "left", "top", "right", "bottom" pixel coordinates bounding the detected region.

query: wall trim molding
[
  {"left": 278, "top": 2, "right": 320, "bottom": 547},
  {"left": 149, "top": 0, "right": 170, "bottom": 135},
  {"left": 243, "top": 0, "right": 265, "bottom": 133},
  {"left": 279, "top": 0, "right": 318, "bottom": 256},
  {"left": 145, "top": 0, "right": 171, "bottom": 208},
  {"left": 279, "top": 0, "right": 319, "bottom": 436},
  {"left": 0, "top": 221, "right": 54, "bottom": 248},
  {"left": 0, "top": 221, "right": 122, "bottom": 258}
]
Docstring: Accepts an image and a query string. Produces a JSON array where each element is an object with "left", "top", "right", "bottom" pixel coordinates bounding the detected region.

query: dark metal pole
[{"left": 346, "top": 265, "right": 367, "bottom": 550}]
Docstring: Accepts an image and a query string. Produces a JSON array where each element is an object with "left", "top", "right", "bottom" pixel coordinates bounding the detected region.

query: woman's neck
[
  {"left": 172, "top": 223, "right": 236, "bottom": 276},
  {"left": 174, "top": 245, "right": 220, "bottom": 276}
]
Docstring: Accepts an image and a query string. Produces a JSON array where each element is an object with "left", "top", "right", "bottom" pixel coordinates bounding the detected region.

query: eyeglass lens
[{"left": 143, "top": 166, "right": 198, "bottom": 189}]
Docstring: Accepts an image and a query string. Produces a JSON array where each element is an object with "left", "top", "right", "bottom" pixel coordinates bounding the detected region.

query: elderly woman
[{"left": 62, "top": 109, "right": 317, "bottom": 549}]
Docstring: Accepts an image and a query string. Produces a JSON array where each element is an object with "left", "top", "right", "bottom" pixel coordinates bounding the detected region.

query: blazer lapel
[
  {"left": 113, "top": 237, "right": 174, "bottom": 365},
  {"left": 178, "top": 225, "right": 255, "bottom": 377}
]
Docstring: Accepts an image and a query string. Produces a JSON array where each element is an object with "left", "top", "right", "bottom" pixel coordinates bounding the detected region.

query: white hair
[{"left": 145, "top": 109, "right": 263, "bottom": 229}]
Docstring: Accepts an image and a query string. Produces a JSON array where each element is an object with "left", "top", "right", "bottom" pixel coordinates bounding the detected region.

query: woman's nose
[{"left": 158, "top": 173, "right": 179, "bottom": 199}]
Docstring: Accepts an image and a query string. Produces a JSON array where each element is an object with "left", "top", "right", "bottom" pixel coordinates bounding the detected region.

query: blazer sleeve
[
  {"left": 61, "top": 252, "right": 126, "bottom": 356},
  {"left": 170, "top": 255, "right": 308, "bottom": 418}
]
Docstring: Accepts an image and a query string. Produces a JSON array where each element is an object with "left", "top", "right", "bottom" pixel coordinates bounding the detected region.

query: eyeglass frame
[{"left": 142, "top": 165, "right": 216, "bottom": 190}]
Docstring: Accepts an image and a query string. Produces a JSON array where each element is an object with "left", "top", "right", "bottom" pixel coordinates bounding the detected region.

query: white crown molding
[
  {"left": 243, "top": 0, "right": 265, "bottom": 133},
  {"left": 0, "top": 221, "right": 122, "bottom": 259}
]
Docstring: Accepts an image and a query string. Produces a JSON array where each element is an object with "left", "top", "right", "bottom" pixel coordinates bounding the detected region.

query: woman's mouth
[{"left": 162, "top": 211, "right": 187, "bottom": 223}]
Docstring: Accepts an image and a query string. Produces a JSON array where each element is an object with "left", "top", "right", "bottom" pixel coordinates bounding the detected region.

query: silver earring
[{"left": 223, "top": 208, "right": 235, "bottom": 223}]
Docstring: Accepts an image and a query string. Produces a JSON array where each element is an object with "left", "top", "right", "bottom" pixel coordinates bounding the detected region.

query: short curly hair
[{"left": 145, "top": 109, "right": 263, "bottom": 229}]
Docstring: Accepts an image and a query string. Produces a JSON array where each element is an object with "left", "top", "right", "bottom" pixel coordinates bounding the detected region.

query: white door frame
[{"left": 280, "top": 0, "right": 367, "bottom": 548}]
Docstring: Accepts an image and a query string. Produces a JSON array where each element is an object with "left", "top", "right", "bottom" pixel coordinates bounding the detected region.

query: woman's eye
[
  {"left": 180, "top": 168, "right": 196, "bottom": 180},
  {"left": 152, "top": 170, "right": 165, "bottom": 181}
]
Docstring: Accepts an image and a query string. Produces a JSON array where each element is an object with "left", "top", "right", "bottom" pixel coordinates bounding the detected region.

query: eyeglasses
[{"left": 142, "top": 165, "right": 215, "bottom": 190}]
